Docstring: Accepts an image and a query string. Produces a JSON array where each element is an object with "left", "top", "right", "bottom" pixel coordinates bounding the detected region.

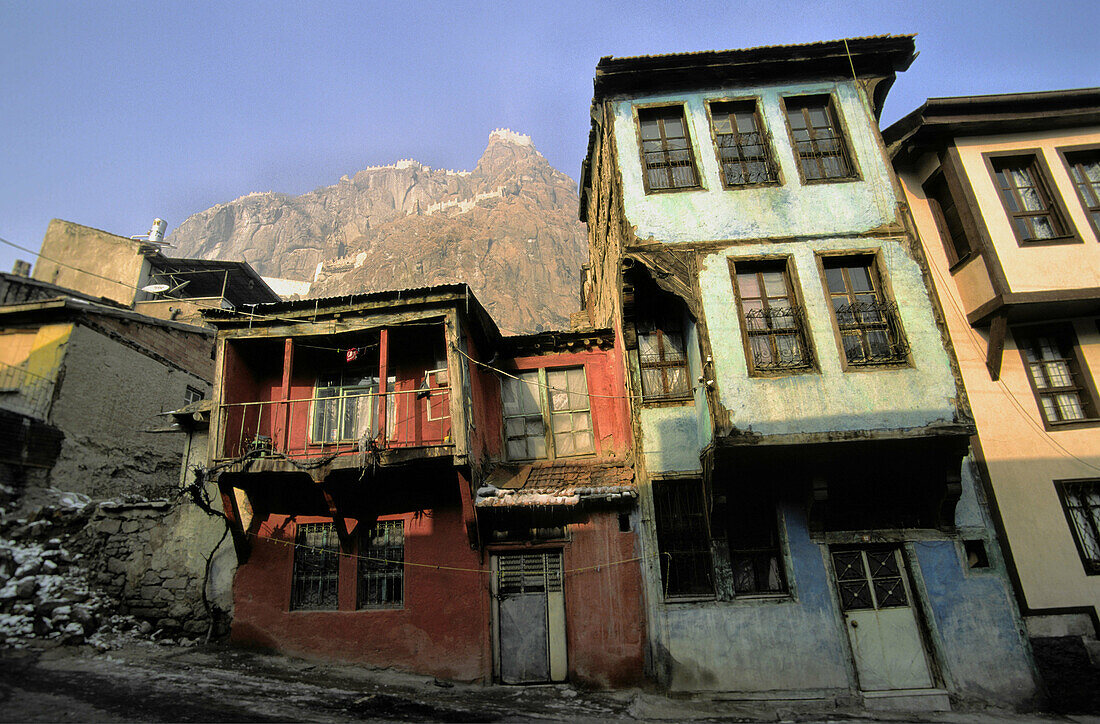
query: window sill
[
  {"left": 643, "top": 185, "right": 706, "bottom": 195},
  {"left": 748, "top": 366, "right": 817, "bottom": 378},
  {"left": 662, "top": 594, "right": 717, "bottom": 604},
  {"left": 640, "top": 395, "right": 695, "bottom": 408},
  {"left": 1018, "top": 234, "right": 1083, "bottom": 247},
  {"left": 722, "top": 181, "right": 781, "bottom": 191},
  {"left": 947, "top": 252, "right": 975, "bottom": 274},
  {"left": 799, "top": 174, "right": 861, "bottom": 186},
  {"left": 843, "top": 359, "right": 911, "bottom": 372},
  {"left": 1044, "top": 417, "right": 1100, "bottom": 432}
]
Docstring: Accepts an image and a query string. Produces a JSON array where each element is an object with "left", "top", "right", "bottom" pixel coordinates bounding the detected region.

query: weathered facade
[
  {"left": 203, "top": 285, "right": 645, "bottom": 686},
  {"left": 885, "top": 88, "right": 1100, "bottom": 707},
  {"left": 578, "top": 36, "right": 1039, "bottom": 709},
  {"left": 31, "top": 218, "right": 280, "bottom": 326}
]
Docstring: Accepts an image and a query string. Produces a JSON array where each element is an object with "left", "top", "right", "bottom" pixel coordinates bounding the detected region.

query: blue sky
[{"left": 1, "top": 0, "right": 1097, "bottom": 273}]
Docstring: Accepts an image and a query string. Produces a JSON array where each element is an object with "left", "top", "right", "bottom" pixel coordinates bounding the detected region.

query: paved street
[{"left": 1, "top": 640, "right": 1097, "bottom": 723}]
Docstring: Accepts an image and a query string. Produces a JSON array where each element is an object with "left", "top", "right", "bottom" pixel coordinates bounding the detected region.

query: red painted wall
[
  {"left": 562, "top": 511, "right": 646, "bottom": 688},
  {"left": 232, "top": 500, "right": 493, "bottom": 682}
]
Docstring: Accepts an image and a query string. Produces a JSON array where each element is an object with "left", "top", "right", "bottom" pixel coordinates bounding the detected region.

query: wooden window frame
[
  {"left": 706, "top": 98, "right": 779, "bottom": 188},
  {"left": 1014, "top": 324, "right": 1100, "bottom": 430},
  {"left": 358, "top": 519, "right": 404, "bottom": 609},
  {"left": 1055, "top": 479, "right": 1100, "bottom": 575},
  {"left": 781, "top": 94, "right": 859, "bottom": 184},
  {"left": 1057, "top": 144, "right": 1100, "bottom": 241},
  {"left": 636, "top": 303, "right": 693, "bottom": 402},
  {"left": 983, "top": 150, "right": 1081, "bottom": 246},
  {"left": 635, "top": 104, "right": 702, "bottom": 194},
  {"left": 729, "top": 257, "right": 815, "bottom": 376},
  {"left": 652, "top": 478, "right": 716, "bottom": 600},
  {"left": 501, "top": 366, "right": 595, "bottom": 461},
  {"left": 818, "top": 254, "right": 910, "bottom": 369},
  {"left": 922, "top": 168, "right": 976, "bottom": 268}
]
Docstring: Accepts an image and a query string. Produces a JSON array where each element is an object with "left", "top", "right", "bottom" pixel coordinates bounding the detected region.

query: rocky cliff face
[{"left": 168, "top": 129, "right": 589, "bottom": 333}]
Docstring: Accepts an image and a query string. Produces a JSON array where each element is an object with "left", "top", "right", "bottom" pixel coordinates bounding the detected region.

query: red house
[{"left": 203, "top": 285, "right": 644, "bottom": 686}]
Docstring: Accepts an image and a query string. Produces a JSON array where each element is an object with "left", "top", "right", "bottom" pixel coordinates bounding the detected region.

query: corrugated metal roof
[{"left": 602, "top": 34, "right": 915, "bottom": 64}]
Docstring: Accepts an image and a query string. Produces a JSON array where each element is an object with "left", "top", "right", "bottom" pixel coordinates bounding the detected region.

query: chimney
[{"left": 11, "top": 259, "right": 31, "bottom": 277}]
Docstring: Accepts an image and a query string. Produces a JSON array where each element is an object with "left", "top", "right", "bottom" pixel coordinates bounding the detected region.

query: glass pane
[
  {"left": 551, "top": 412, "right": 573, "bottom": 433},
  {"left": 848, "top": 265, "right": 873, "bottom": 292},
  {"left": 555, "top": 431, "right": 575, "bottom": 456},
  {"left": 1019, "top": 187, "right": 1043, "bottom": 212},
  {"left": 573, "top": 430, "right": 594, "bottom": 454},
  {"left": 572, "top": 410, "right": 591, "bottom": 432},
  {"left": 525, "top": 417, "right": 546, "bottom": 437},
  {"left": 762, "top": 270, "right": 787, "bottom": 297},
  {"left": 638, "top": 332, "right": 658, "bottom": 357},
  {"left": 713, "top": 115, "right": 732, "bottom": 134},
  {"left": 737, "top": 272, "right": 761, "bottom": 298},
  {"left": 641, "top": 367, "right": 664, "bottom": 397},
  {"left": 639, "top": 118, "right": 660, "bottom": 140},
  {"left": 667, "top": 367, "right": 690, "bottom": 394},
  {"left": 1054, "top": 392, "right": 1085, "bottom": 420},
  {"left": 808, "top": 106, "right": 828, "bottom": 127},
  {"left": 505, "top": 417, "right": 525, "bottom": 437},
  {"left": 825, "top": 267, "right": 846, "bottom": 294},
  {"left": 662, "top": 331, "right": 686, "bottom": 360},
  {"left": 506, "top": 440, "right": 528, "bottom": 459},
  {"left": 750, "top": 336, "right": 773, "bottom": 365},
  {"left": 1044, "top": 360, "right": 1072, "bottom": 387},
  {"left": 1031, "top": 215, "right": 1057, "bottom": 239},
  {"left": 528, "top": 436, "right": 546, "bottom": 459},
  {"left": 663, "top": 116, "right": 684, "bottom": 137},
  {"left": 786, "top": 109, "right": 807, "bottom": 129},
  {"left": 735, "top": 111, "right": 756, "bottom": 134}
]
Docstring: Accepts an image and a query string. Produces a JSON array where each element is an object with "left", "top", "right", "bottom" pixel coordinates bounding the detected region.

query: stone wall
[{"left": 80, "top": 496, "right": 234, "bottom": 638}]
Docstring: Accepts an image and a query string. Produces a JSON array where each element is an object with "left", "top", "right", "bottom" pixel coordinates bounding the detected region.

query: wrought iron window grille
[
  {"left": 638, "top": 351, "right": 692, "bottom": 400},
  {"left": 716, "top": 132, "right": 777, "bottom": 186},
  {"left": 832, "top": 300, "right": 909, "bottom": 365},
  {"left": 743, "top": 306, "right": 814, "bottom": 371}
]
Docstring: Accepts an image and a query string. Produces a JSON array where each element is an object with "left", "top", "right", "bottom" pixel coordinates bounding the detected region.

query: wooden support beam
[
  {"left": 985, "top": 311, "right": 1008, "bottom": 382},
  {"left": 377, "top": 327, "right": 389, "bottom": 445},
  {"left": 320, "top": 487, "right": 351, "bottom": 550},
  {"left": 278, "top": 337, "right": 294, "bottom": 451}
]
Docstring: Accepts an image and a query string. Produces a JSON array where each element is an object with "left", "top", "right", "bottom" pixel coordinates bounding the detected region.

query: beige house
[{"left": 886, "top": 89, "right": 1100, "bottom": 689}]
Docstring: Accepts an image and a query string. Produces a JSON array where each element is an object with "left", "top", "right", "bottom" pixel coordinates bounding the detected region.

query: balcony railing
[{"left": 216, "top": 386, "right": 451, "bottom": 461}]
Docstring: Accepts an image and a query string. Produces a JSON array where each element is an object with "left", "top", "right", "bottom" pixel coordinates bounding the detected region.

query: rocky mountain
[{"left": 167, "top": 129, "right": 589, "bottom": 333}]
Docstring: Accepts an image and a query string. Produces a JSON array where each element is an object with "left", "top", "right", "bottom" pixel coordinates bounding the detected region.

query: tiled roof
[{"left": 476, "top": 461, "right": 635, "bottom": 508}]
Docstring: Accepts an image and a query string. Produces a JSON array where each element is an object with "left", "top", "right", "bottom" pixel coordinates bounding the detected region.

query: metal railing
[
  {"left": 216, "top": 385, "right": 451, "bottom": 461},
  {"left": 833, "top": 300, "right": 909, "bottom": 365},
  {"left": 0, "top": 361, "right": 55, "bottom": 419}
]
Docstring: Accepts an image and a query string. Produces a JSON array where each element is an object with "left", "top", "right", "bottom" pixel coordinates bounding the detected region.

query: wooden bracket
[{"left": 985, "top": 310, "right": 1008, "bottom": 382}]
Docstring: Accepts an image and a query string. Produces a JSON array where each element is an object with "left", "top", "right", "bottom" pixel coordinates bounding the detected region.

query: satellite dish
[{"left": 141, "top": 283, "right": 170, "bottom": 294}]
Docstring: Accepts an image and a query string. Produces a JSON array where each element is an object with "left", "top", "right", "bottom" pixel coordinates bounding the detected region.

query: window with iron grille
[
  {"left": 637, "top": 106, "right": 700, "bottom": 192},
  {"left": 1063, "top": 149, "right": 1100, "bottom": 237},
  {"left": 823, "top": 257, "right": 908, "bottom": 366},
  {"left": 358, "top": 520, "right": 404, "bottom": 608},
  {"left": 1016, "top": 326, "right": 1098, "bottom": 426},
  {"left": 732, "top": 260, "right": 813, "bottom": 373},
  {"left": 923, "top": 170, "right": 975, "bottom": 266},
  {"left": 728, "top": 495, "right": 787, "bottom": 595},
  {"left": 290, "top": 522, "right": 340, "bottom": 610},
  {"left": 653, "top": 479, "right": 714, "bottom": 598},
  {"left": 637, "top": 307, "right": 691, "bottom": 400},
  {"left": 502, "top": 367, "right": 593, "bottom": 460},
  {"left": 990, "top": 154, "right": 1071, "bottom": 243},
  {"left": 709, "top": 100, "right": 777, "bottom": 187},
  {"left": 1056, "top": 479, "right": 1100, "bottom": 575},
  {"left": 312, "top": 369, "right": 395, "bottom": 444},
  {"left": 783, "top": 95, "right": 855, "bottom": 182}
]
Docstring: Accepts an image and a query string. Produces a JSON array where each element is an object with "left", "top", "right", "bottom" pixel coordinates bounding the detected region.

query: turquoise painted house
[{"left": 578, "top": 35, "right": 1040, "bottom": 710}]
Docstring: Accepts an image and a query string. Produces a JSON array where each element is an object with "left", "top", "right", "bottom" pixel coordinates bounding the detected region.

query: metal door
[
  {"left": 494, "top": 551, "right": 566, "bottom": 684},
  {"left": 831, "top": 547, "right": 934, "bottom": 691}
]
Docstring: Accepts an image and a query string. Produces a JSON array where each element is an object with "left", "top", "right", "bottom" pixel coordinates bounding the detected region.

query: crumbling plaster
[
  {"left": 610, "top": 81, "right": 900, "bottom": 244},
  {"left": 698, "top": 237, "right": 959, "bottom": 435},
  {"left": 48, "top": 324, "right": 209, "bottom": 499}
]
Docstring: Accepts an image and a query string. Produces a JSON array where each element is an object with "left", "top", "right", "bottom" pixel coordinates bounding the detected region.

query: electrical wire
[
  {"left": 244, "top": 528, "right": 656, "bottom": 576},
  {"left": 919, "top": 215, "right": 1100, "bottom": 475}
]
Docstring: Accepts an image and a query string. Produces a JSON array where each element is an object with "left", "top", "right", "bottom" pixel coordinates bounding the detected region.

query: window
[
  {"left": 358, "top": 520, "right": 404, "bottom": 608},
  {"left": 1056, "top": 479, "right": 1100, "bottom": 574},
  {"left": 990, "top": 155, "right": 1072, "bottom": 242},
  {"left": 709, "top": 100, "right": 777, "bottom": 186},
  {"left": 184, "top": 385, "right": 204, "bottom": 406},
  {"left": 502, "top": 367, "right": 593, "bottom": 460},
  {"left": 729, "top": 495, "right": 787, "bottom": 595},
  {"left": 637, "top": 106, "right": 700, "bottom": 191},
  {"left": 312, "top": 369, "right": 395, "bottom": 443},
  {"left": 1016, "top": 327, "right": 1098, "bottom": 425},
  {"left": 290, "top": 522, "right": 340, "bottom": 610},
  {"left": 823, "top": 257, "right": 908, "bottom": 366},
  {"left": 1063, "top": 149, "right": 1100, "bottom": 236},
  {"left": 653, "top": 479, "right": 714, "bottom": 598},
  {"left": 923, "top": 170, "right": 974, "bottom": 265},
  {"left": 732, "top": 260, "right": 813, "bottom": 372},
  {"left": 784, "top": 95, "right": 855, "bottom": 182},
  {"left": 638, "top": 311, "right": 691, "bottom": 401}
]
